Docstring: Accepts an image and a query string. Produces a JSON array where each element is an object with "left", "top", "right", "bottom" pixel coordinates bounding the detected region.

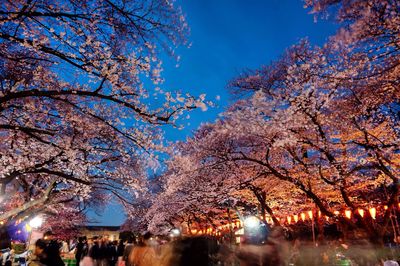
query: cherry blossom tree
[
  {"left": 148, "top": 0, "right": 399, "bottom": 244},
  {"left": 0, "top": 0, "right": 206, "bottom": 225}
]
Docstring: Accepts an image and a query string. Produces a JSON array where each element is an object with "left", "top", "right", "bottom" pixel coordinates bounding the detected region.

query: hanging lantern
[
  {"left": 369, "top": 207, "right": 376, "bottom": 220},
  {"left": 358, "top": 209, "right": 364, "bottom": 218},
  {"left": 308, "top": 210, "right": 313, "bottom": 220},
  {"left": 287, "top": 216, "right": 292, "bottom": 224},
  {"left": 325, "top": 216, "right": 329, "bottom": 221},
  {"left": 384, "top": 205, "right": 388, "bottom": 210},
  {"left": 294, "top": 215, "right": 299, "bottom": 223},
  {"left": 318, "top": 211, "right": 321, "bottom": 218},
  {"left": 345, "top": 210, "right": 352, "bottom": 219},
  {"left": 301, "top": 213, "right": 306, "bottom": 221},
  {"left": 334, "top": 210, "right": 340, "bottom": 216},
  {"left": 191, "top": 229, "right": 197, "bottom": 234}
]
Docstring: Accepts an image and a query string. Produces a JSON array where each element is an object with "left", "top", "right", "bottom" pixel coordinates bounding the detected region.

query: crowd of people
[{"left": 22, "top": 227, "right": 400, "bottom": 266}]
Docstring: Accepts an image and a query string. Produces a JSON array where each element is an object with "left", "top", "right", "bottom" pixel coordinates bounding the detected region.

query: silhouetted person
[
  {"left": 44, "top": 239, "right": 64, "bottom": 266},
  {"left": 89, "top": 237, "right": 101, "bottom": 265},
  {"left": 29, "top": 239, "right": 47, "bottom": 266},
  {"left": 123, "top": 237, "right": 134, "bottom": 266},
  {"left": 117, "top": 240, "right": 125, "bottom": 258},
  {"left": 178, "top": 237, "right": 219, "bottom": 266},
  {"left": 75, "top": 236, "right": 87, "bottom": 263},
  {"left": 129, "top": 232, "right": 159, "bottom": 266}
]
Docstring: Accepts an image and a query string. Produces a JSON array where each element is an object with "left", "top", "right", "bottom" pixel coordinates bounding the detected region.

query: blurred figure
[
  {"left": 76, "top": 237, "right": 87, "bottom": 264},
  {"left": 43, "top": 239, "right": 65, "bottom": 266},
  {"left": 129, "top": 232, "right": 157, "bottom": 266},
  {"left": 164, "top": 236, "right": 220, "bottom": 266},
  {"left": 98, "top": 237, "right": 109, "bottom": 266},
  {"left": 28, "top": 239, "right": 47, "bottom": 266},
  {"left": 236, "top": 226, "right": 288, "bottom": 266},
  {"left": 108, "top": 241, "right": 118, "bottom": 266},
  {"left": 80, "top": 256, "right": 95, "bottom": 266},
  {"left": 60, "top": 240, "right": 69, "bottom": 254},
  {"left": 89, "top": 237, "right": 101, "bottom": 266},
  {"left": 384, "top": 260, "right": 400, "bottom": 266},
  {"left": 122, "top": 237, "right": 134, "bottom": 266},
  {"left": 0, "top": 248, "right": 12, "bottom": 266},
  {"left": 40, "top": 231, "right": 64, "bottom": 265},
  {"left": 117, "top": 240, "right": 125, "bottom": 259}
]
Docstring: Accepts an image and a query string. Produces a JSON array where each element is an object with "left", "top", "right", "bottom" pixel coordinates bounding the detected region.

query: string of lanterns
[
  {"left": 191, "top": 203, "right": 396, "bottom": 236},
  {"left": 284, "top": 206, "right": 380, "bottom": 225}
]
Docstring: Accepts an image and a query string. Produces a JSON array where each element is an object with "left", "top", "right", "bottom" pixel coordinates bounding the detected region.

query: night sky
[{"left": 90, "top": 0, "right": 338, "bottom": 226}]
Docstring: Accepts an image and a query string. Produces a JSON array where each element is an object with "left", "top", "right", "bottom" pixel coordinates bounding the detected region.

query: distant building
[{"left": 80, "top": 226, "right": 121, "bottom": 241}]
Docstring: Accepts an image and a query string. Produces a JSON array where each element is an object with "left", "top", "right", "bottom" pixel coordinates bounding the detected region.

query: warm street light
[
  {"left": 29, "top": 216, "right": 43, "bottom": 229},
  {"left": 244, "top": 216, "right": 259, "bottom": 229},
  {"left": 171, "top": 228, "right": 180, "bottom": 236}
]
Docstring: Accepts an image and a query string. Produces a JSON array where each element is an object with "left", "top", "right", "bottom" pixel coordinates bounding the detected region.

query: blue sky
[{"left": 90, "top": 0, "right": 337, "bottom": 225}]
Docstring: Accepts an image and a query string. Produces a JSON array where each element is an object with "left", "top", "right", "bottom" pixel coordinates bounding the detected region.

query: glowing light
[
  {"left": 244, "top": 216, "right": 260, "bottom": 229},
  {"left": 318, "top": 211, "right": 321, "bottom": 218},
  {"left": 345, "top": 210, "right": 352, "bottom": 219},
  {"left": 358, "top": 209, "right": 365, "bottom": 218},
  {"left": 369, "top": 207, "right": 376, "bottom": 220},
  {"left": 171, "top": 228, "right": 180, "bottom": 236},
  {"left": 294, "top": 215, "right": 299, "bottom": 223},
  {"left": 190, "top": 229, "right": 197, "bottom": 234},
  {"left": 25, "top": 224, "right": 32, "bottom": 232},
  {"left": 308, "top": 211, "right": 313, "bottom": 220},
  {"left": 334, "top": 210, "right": 340, "bottom": 216},
  {"left": 301, "top": 213, "right": 306, "bottom": 221},
  {"left": 29, "top": 216, "right": 43, "bottom": 229},
  {"left": 325, "top": 216, "right": 329, "bottom": 221},
  {"left": 384, "top": 205, "right": 388, "bottom": 210},
  {"left": 287, "top": 216, "right": 292, "bottom": 224}
]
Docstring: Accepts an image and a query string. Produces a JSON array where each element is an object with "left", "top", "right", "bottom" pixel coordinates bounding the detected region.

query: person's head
[
  {"left": 35, "top": 239, "right": 47, "bottom": 257},
  {"left": 143, "top": 232, "right": 152, "bottom": 241},
  {"left": 43, "top": 231, "right": 54, "bottom": 241},
  {"left": 127, "top": 235, "right": 135, "bottom": 244}
]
